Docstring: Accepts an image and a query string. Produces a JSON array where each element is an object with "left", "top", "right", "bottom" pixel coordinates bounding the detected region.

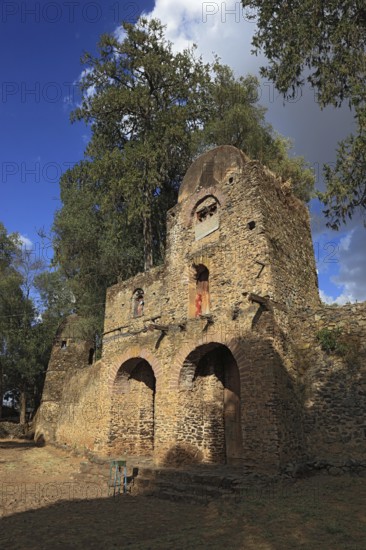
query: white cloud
[
  {"left": 75, "top": 69, "right": 95, "bottom": 95},
  {"left": 114, "top": 26, "right": 126, "bottom": 43},
  {"left": 317, "top": 226, "right": 366, "bottom": 305},
  {"left": 319, "top": 289, "right": 355, "bottom": 306},
  {"left": 113, "top": 1, "right": 262, "bottom": 74},
  {"left": 18, "top": 235, "right": 33, "bottom": 250},
  {"left": 338, "top": 230, "right": 353, "bottom": 252},
  {"left": 319, "top": 289, "right": 336, "bottom": 305},
  {"left": 67, "top": 67, "right": 96, "bottom": 109},
  {"left": 63, "top": 94, "right": 75, "bottom": 112},
  {"left": 77, "top": 68, "right": 93, "bottom": 83},
  {"left": 331, "top": 226, "right": 366, "bottom": 303}
]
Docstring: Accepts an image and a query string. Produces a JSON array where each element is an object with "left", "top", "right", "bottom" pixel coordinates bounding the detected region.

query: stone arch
[
  {"left": 106, "top": 347, "right": 162, "bottom": 393},
  {"left": 173, "top": 341, "right": 243, "bottom": 465},
  {"left": 192, "top": 194, "right": 221, "bottom": 217},
  {"left": 109, "top": 356, "right": 156, "bottom": 456},
  {"left": 105, "top": 347, "right": 162, "bottom": 457},
  {"left": 167, "top": 334, "right": 292, "bottom": 471},
  {"left": 170, "top": 335, "right": 243, "bottom": 390}
]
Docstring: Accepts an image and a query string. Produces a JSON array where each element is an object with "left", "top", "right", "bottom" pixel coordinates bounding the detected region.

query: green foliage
[
  {"left": 242, "top": 0, "right": 366, "bottom": 227},
  {"left": 70, "top": 18, "right": 212, "bottom": 272},
  {"left": 316, "top": 327, "right": 347, "bottom": 355},
  {"left": 0, "top": 223, "right": 24, "bottom": 355},
  {"left": 34, "top": 270, "right": 75, "bottom": 322},
  {"left": 0, "top": 223, "right": 18, "bottom": 272},
  {"left": 0, "top": 224, "right": 38, "bottom": 418},
  {"left": 320, "top": 126, "right": 366, "bottom": 229},
  {"left": 315, "top": 327, "right": 361, "bottom": 368},
  {"left": 0, "top": 222, "right": 75, "bottom": 420},
  {"left": 199, "top": 62, "right": 315, "bottom": 201}
]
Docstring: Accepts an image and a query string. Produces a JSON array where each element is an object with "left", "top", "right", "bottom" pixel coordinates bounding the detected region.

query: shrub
[{"left": 316, "top": 327, "right": 347, "bottom": 355}]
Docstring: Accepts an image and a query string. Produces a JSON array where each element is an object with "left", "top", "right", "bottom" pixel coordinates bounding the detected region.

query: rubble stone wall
[{"left": 289, "top": 303, "right": 366, "bottom": 464}]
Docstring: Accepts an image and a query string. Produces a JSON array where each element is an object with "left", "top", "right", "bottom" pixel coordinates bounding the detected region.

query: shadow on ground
[
  {"left": 0, "top": 440, "right": 37, "bottom": 451},
  {"left": 1, "top": 478, "right": 365, "bottom": 550}
]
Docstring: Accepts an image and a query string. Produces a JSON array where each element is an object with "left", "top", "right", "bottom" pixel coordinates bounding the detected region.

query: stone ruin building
[{"left": 36, "top": 145, "right": 366, "bottom": 474}]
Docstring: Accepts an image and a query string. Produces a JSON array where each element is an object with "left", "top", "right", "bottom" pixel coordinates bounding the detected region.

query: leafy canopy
[
  {"left": 0, "top": 222, "right": 74, "bottom": 419},
  {"left": 242, "top": 0, "right": 366, "bottom": 228}
]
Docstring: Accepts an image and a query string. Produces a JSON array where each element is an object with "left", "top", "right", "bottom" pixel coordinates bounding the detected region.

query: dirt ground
[{"left": 0, "top": 439, "right": 365, "bottom": 549}]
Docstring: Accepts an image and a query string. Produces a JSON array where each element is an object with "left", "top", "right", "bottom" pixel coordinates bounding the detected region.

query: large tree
[
  {"left": 0, "top": 225, "right": 40, "bottom": 421},
  {"left": 241, "top": 0, "right": 366, "bottom": 228},
  {"left": 53, "top": 19, "right": 215, "bottom": 335},
  {"left": 201, "top": 61, "right": 314, "bottom": 201},
  {"left": 0, "top": 223, "right": 72, "bottom": 421},
  {"left": 70, "top": 18, "right": 212, "bottom": 271},
  {"left": 0, "top": 223, "right": 22, "bottom": 418}
]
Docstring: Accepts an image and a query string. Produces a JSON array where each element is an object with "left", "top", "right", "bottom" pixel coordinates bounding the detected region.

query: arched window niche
[
  {"left": 193, "top": 196, "right": 220, "bottom": 241},
  {"left": 189, "top": 264, "right": 210, "bottom": 318},
  {"left": 132, "top": 288, "right": 144, "bottom": 317}
]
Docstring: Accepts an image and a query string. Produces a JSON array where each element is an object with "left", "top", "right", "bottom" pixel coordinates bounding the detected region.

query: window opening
[
  {"left": 194, "top": 265, "right": 209, "bottom": 317},
  {"left": 88, "top": 348, "right": 94, "bottom": 365},
  {"left": 133, "top": 289, "right": 144, "bottom": 317}
]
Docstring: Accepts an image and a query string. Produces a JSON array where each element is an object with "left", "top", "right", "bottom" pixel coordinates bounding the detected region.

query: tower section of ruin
[
  {"left": 35, "top": 315, "right": 94, "bottom": 442},
  {"left": 104, "top": 145, "right": 320, "bottom": 342},
  {"left": 164, "top": 145, "right": 320, "bottom": 321}
]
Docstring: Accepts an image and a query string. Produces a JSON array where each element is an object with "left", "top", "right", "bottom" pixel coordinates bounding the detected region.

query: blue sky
[
  {"left": 1, "top": 1, "right": 154, "bottom": 240},
  {"left": 1, "top": 1, "right": 365, "bottom": 305}
]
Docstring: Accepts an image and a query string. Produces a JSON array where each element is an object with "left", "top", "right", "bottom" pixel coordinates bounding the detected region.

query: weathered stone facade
[{"left": 36, "top": 146, "right": 366, "bottom": 473}]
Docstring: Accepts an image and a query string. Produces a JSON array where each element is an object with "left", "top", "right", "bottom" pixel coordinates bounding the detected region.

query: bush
[
  {"left": 316, "top": 327, "right": 348, "bottom": 355},
  {"left": 316, "top": 327, "right": 361, "bottom": 368}
]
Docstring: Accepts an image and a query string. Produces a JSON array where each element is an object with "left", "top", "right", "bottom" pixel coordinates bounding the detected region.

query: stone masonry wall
[
  {"left": 109, "top": 359, "right": 155, "bottom": 456},
  {"left": 288, "top": 303, "right": 366, "bottom": 464},
  {"left": 253, "top": 162, "right": 320, "bottom": 309},
  {"left": 35, "top": 315, "right": 94, "bottom": 443}
]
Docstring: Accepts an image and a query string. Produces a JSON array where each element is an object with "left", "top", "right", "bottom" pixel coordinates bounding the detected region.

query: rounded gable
[{"left": 178, "top": 145, "right": 248, "bottom": 203}]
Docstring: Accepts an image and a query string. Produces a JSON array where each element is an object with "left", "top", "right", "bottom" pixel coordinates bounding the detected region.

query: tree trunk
[
  {"left": 0, "top": 358, "right": 3, "bottom": 419},
  {"left": 143, "top": 184, "right": 153, "bottom": 271},
  {"left": 20, "top": 387, "right": 26, "bottom": 424}
]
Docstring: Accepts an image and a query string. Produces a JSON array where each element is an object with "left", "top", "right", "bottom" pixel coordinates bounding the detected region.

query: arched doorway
[
  {"left": 176, "top": 343, "right": 243, "bottom": 464},
  {"left": 110, "top": 358, "right": 156, "bottom": 456}
]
